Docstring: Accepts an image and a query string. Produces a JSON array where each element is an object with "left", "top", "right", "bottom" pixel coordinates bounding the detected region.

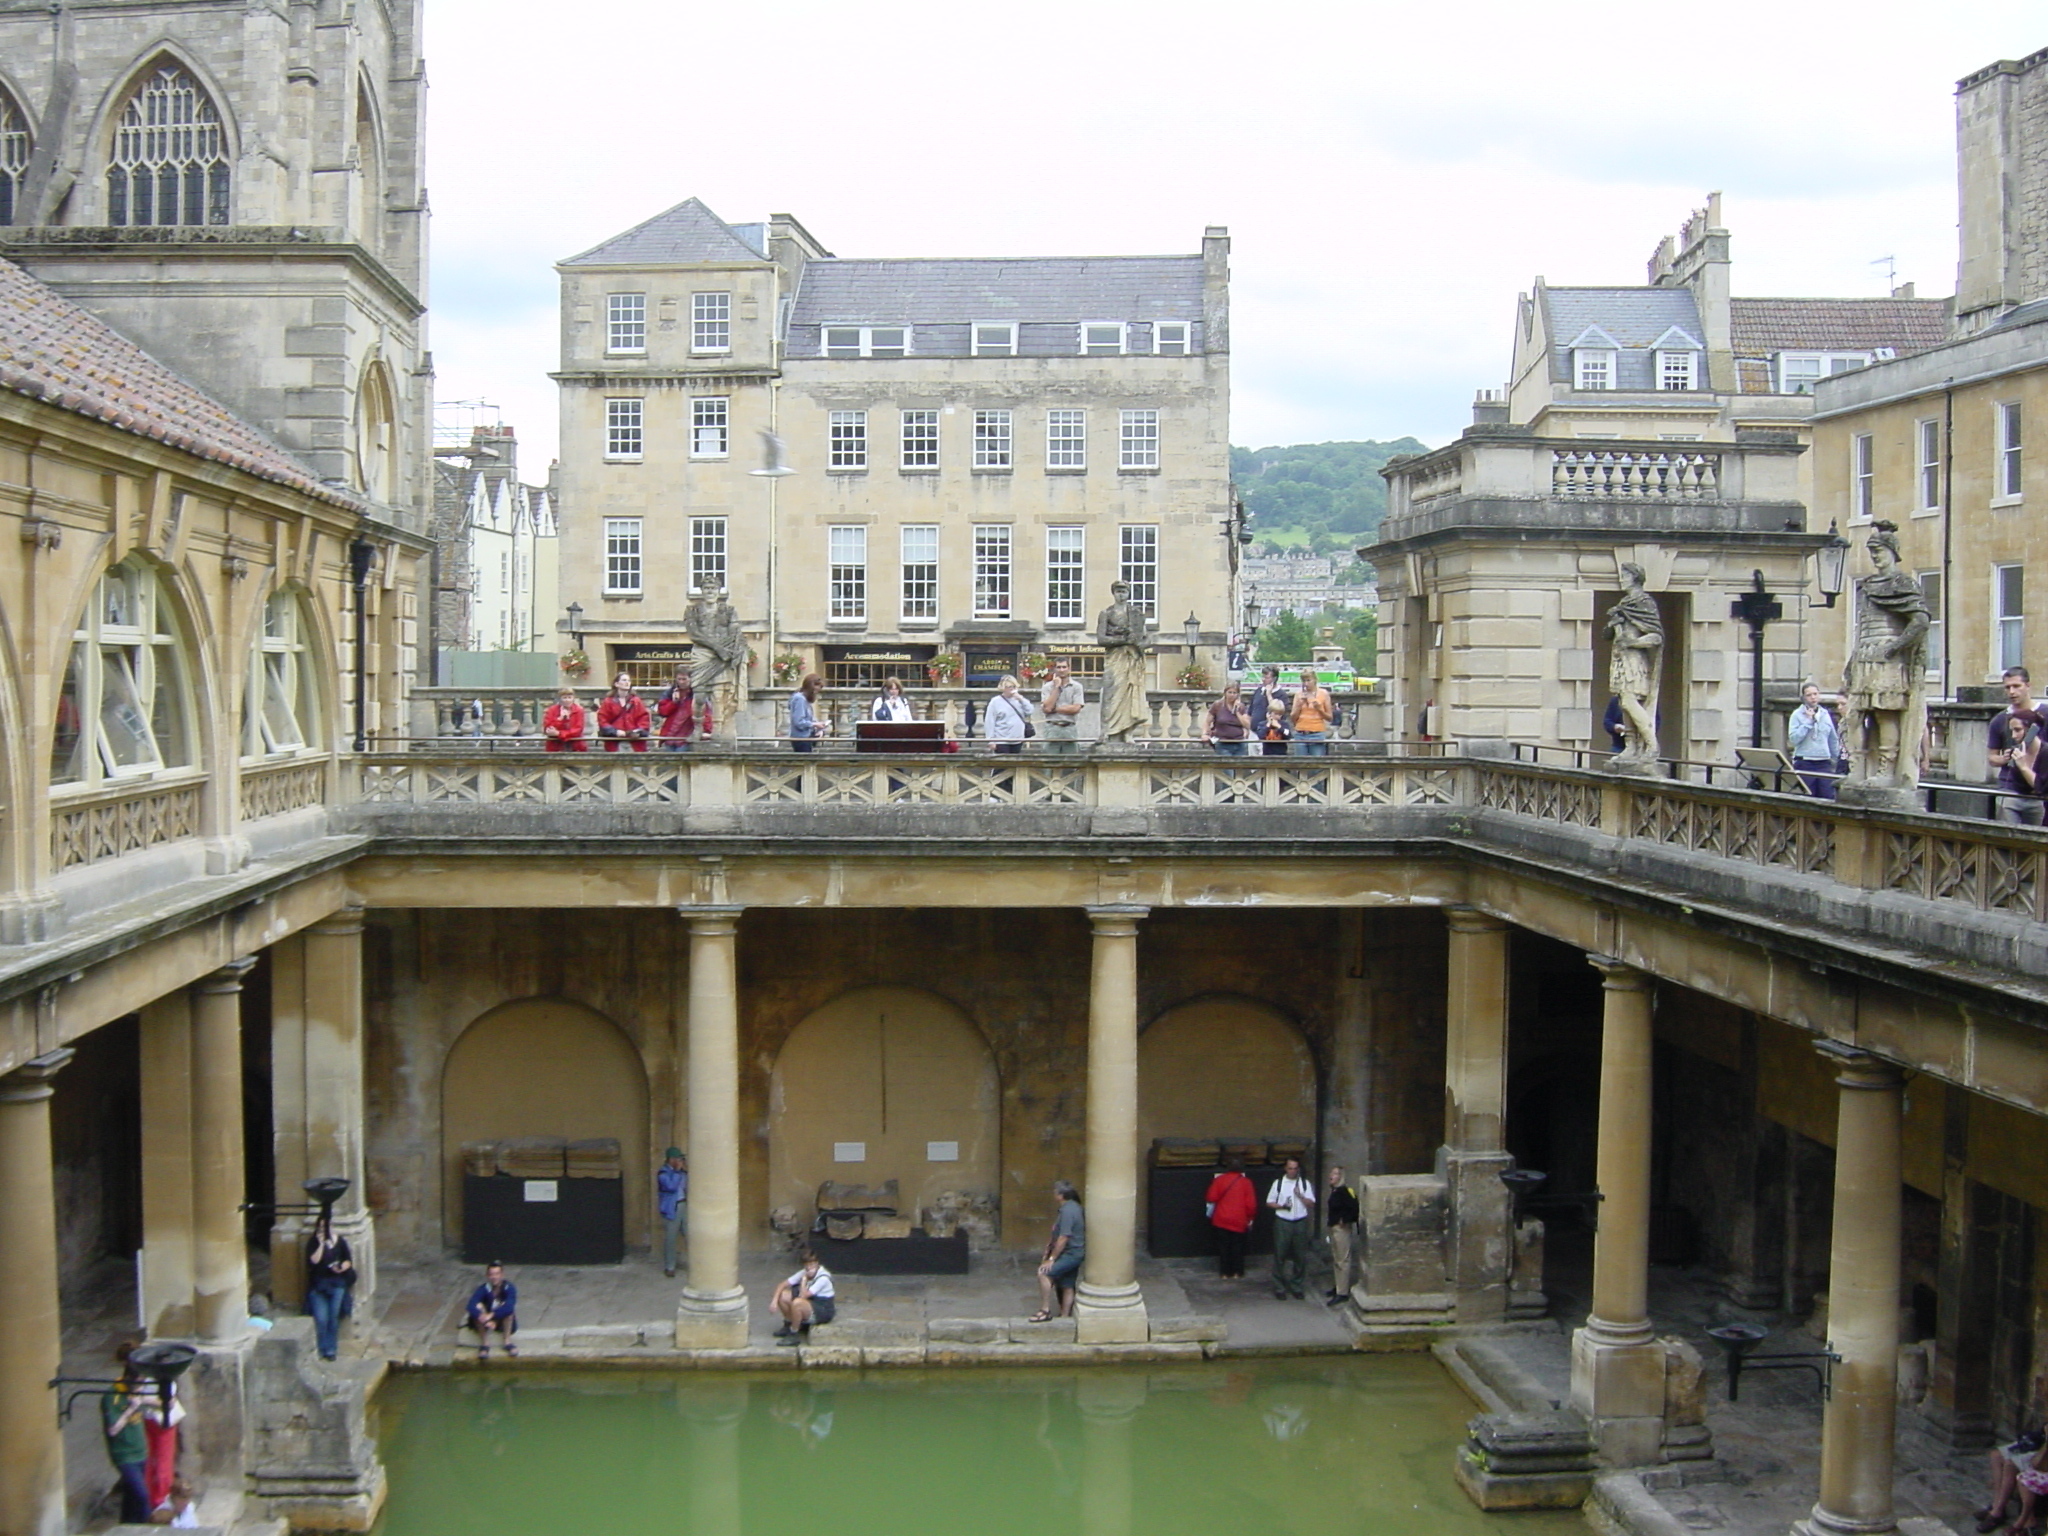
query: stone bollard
[{"left": 1453, "top": 1410, "right": 1597, "bottom": 1510}]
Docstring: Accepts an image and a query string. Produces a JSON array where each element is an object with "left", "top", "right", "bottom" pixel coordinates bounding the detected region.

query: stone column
[
  {"left": 0, "top": 1049, "right": 72, "bottom": 1536},
  {"left": 267, "top": 933, "right": 309, "bottom": 1311},
  {"left": 1441, "top": 907, "right": 1513, "bottom": 1322},
  {"left": 1076, "top": 905, "right": 1148, "bottom": 1344},
  {"left": 303, "top": 910, "right": 374, "bottom": 1301},
  {"left": 1570, "top": 957, "right": 1665, "bottom": 1466},
  {"left": 1077, "top": 1375, "right": 1144, "bottom": 1536},
  {"left": 684, "top": 1382, "right": 747, "bottom": 1536},
  {"left": 193, "top": 959, "right": 256, "bottom": 1342},
  {"left": 140, "top": 993, "right": 198, "bottom": 1338},
  {"left": 1798, "top": 1049, "right": 1906, "bottom": 1536},
  {"left": 676, "top": 907, "right": 747, "bottom": 1348}
]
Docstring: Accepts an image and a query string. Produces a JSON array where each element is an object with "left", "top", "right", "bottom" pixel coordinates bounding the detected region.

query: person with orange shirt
[{"left": 1289, "top": 669, "right": 1337, "bottom": 756}]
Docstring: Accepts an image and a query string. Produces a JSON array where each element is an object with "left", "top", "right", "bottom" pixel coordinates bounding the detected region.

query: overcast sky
[{"left": 423, "top": 1, "right": 2044, "bottom": 471}]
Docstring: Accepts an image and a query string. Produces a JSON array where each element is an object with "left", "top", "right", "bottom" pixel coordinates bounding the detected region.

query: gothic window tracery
[
  {"left": 107, "top": 63, "right": 229, "bottom": 227},
  {"left": 0, "top": 87, "right": 29, "bottom": 224}
]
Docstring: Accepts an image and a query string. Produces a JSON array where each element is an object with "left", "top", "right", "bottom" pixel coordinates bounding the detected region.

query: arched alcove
[
  {"left": 1137, "top": 996, "right": 1316, "bottom": 1152},
  {"left": 769, "top": 985, "right": 999, "bottom": 1234},
  {"left": 442, "top": 999, "right": 650, "bottom": 1249}
]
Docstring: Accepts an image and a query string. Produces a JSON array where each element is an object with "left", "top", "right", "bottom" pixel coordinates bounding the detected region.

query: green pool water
[{"left": 369, "top": 1356, "right": 1584, "bottom": 1536}]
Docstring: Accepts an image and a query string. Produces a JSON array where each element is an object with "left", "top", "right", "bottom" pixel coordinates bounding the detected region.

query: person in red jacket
[
  {"left": 542, "top": 688, "right": 587, "bottom": 752},
  {"left": 1204, "top": 1154, "right": 1258, "bottom": 1278},
  {"left": 596, "top": 673, "right": 651, "bottom": 751},
  {"left": 655, "top": 669, "right": 713, "bottom": 751}
]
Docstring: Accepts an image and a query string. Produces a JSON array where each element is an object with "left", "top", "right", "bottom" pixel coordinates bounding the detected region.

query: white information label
[
  {"left": 832, "top": 1142, "right": 866, "bottom": 1163},
  {"left": 523, "top": 1180, "right": 559, "bottom": 1202},
  {"left": 927, "top": 1141, "right": 960, "bottom": 1162}
]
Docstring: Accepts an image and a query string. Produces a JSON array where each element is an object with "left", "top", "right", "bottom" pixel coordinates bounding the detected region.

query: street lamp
[
  {"left": 1814, "top": 521, "right": 1851, "bottom": 608},
  {"left": 1183, "top": 612, "right": 1202, "bottom": 680},
  {"left": 1730, "top": 570, "right": 1784, "bottom": 749},
  {"left": 565, "top": 601, "right": 584, "bottom": 649}
]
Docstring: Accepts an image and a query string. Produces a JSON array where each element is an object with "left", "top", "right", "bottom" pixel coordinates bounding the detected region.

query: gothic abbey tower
[{"left": 0, "top": 0, "right": 430, "bottom": 528}]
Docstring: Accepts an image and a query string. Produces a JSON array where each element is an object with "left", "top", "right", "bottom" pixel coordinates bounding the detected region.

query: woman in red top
[
  {"left": 595, "top": 674, "right": 651, "bottom": 751},
  {"left": 1204, "top": 1155, "right": 1258, "bottom": 1278},
  {"left": 542, "top": 688, "right": 587, "bottom": 752},
  {"left": 655, "top": 670, "right": 713, "bottom": 751}
]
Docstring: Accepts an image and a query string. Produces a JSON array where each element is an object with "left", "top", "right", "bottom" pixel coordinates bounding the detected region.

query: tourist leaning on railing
[
  {"left": 789, "top": 675, "right": 827, "bottom": 753},
  {"left": 1787, "top": 683, "right": 1844, "bottom": 800},
  {"left": 1203, "top": 683, "right": 1251, "bottom": 756},
  {"left": 542, "top": 689, "right": 588, "bottom": 752},
  {"left": 985, "top": 675, "right": 1033, "bottom": 755},
  {"left": 596, "top": 675, "right": 651, "bottom": 753}
]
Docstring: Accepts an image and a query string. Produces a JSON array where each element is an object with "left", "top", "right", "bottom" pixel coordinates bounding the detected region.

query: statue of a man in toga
[
  {"left": 686, "top": 587, "right": 746, "bottom": 739},
  {"left": 1604, "top": 562, "right": 1664, "bottom": 772}
]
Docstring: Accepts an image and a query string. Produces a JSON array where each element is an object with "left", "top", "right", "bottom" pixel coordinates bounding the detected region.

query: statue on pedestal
[
  {"left": 1096, "top": 581, "right": 1151, "bottom": 744},
  {"left": 1604, "top": 562, "right": 1664, "bottom": 773},
  {"left": 686, "top": 588, "right": 746, "bottom": 738},
  {"left": 1841, "top": 521, "right": 1930, "bottom": 803}
]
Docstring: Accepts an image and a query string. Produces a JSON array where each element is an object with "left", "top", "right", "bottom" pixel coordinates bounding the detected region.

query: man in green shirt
[{"left": 103, "top": 1371, "right": 151, "bottom": 1523}]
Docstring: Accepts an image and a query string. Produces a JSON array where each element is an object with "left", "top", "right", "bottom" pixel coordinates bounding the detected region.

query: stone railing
[
  {"left": 50, "top": 775, "right": 203, "bottom": 871},
  {"left": 240, "top": 759, "right": 329, "bottom": 822},
  {"left": 1549, "top": 447, "right": 1719, "bottom": 500}
]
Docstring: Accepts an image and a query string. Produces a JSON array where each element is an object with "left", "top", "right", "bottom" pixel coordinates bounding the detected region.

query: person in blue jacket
[{"left": 465, "top": 1262, "right": 518, "bottom": 1360}]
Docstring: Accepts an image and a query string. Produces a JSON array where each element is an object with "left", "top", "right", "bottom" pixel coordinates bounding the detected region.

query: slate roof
[
  {"left": 1729, "top": 297, "right": 1953, "bottom": 354},
  {"left": 561, "top": 198, "right": 768, "bottom": 267},
  {"left": 787, "top": 256, "right": 1204, "bottom": 327},
  {"left": 1540, "top": 287, "right": 1704, "bottom": 352},
  {"left": 0, "top": 256, "right": 350, "bottom": 504}
]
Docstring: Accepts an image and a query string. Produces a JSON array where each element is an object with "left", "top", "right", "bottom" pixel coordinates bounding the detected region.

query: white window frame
[
  {"left": 973, "top": 409, "right": 1012, "bottom": 471},
  {"left": 52, "top": 562, "right": 199, "bottom": 787},
  {"left": 244, "top": 587, "right": 316, "bottom": 758},
  {"left": 605, "top": 398, "right": 644, "bottom": 461},
  {"left": 1851, "top": 433, "right": 1874, "bottom": 522},
  {"left": 822, "top": 325, "right": 910, "bottom": 359},
  {"left": 829, "top": 410, "right": 868, "bottom": 471},
  {"left": 829, "top": 525, "right": 868, "bottom": 622},
  {"left": 1119, "top": 409, "right": 1160, "bottom": 471},
  {"left": 1917, "top": 418, "right": 1942, "bottom": 512},
  {"left": 1777, "top": 351, "right": 1873, "bottom": 394},
  {"left": 1153, "top": 321, "right": 1190, "bottom": 357},
  {"left": 972, "top": 322, "right": 1017, "bottom": 357},
  {"left": 1656, "top": 349, "right": 1696, "bottom": 391},
  {"left": 607, "top": 293, "right": 646, "bottom": 355},
  {"left": 1996, "top": 563, "right": 2025, "bottom": 674},
  {"left": 1047, "top": 409, "right": 1087, "bottom": 470},
  {"left": 689, "top": 516, "right": 727, "bottom": 595},
  {"left": 691, "top": 292, "right": 731, "bottom": 354},
  {"left": 900, "top": 525, "right": 938, "bottom": 626},
  {"left": 1046, "top": 526, "right": 1085, "bottom": 625},
  {"left": 1081, "top": 322, "right": 1126, "bottom": 357},
  {"left": 900, "top": 409, "right": 939, "bottom": 470},
  {"left": 1573, "top": 349, "right": 1614, "bottom": 391},
  {"left": 973, "top": 525, "right": 1012, "bottom": 619},
  {"left": 1119, "top": 525, "right": 1159, "bottom": 617},
  {"left": 1918, "top": 568, "right": 1944, "bottom": 680},
  {"left": 1998, "top": 401, "right": 2024, "bottom": 501},
  {"left": 691, "top": 396, "right": 729, "bottom": 459},
  {"left": 603, "top": 517, "right": 643, "bottom": 595}
]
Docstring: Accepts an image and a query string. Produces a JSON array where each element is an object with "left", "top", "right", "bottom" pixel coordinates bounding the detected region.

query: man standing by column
[
  {"left": 1040, "top": 657, "right": 1085, "bottom": 755},
  {"left": 1266, "top": 1157, "right": 1316, "bottom": 1300},
  {"left": 658, "top": 1149, "right": 688, "bottom": 1278},
  {"left": 1323, "top": 1165, "right": 1359, "bottom": 1306}
]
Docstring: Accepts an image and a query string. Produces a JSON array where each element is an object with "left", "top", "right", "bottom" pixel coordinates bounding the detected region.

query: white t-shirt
[
  {"left": 785, "top": 1265, "right": 835, "bottom": 1299},
  {"left": 1268, "top": 1175, "right": 1316, "bottom": 1222}
]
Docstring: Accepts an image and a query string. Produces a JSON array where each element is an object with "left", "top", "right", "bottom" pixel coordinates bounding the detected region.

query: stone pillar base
[
  {"left": 675, "top": 1287, "right": 749, "bottom": 1349},
  {"left": 184, "top": 1336, "right": 255, "bottom": 1495},
  {"left": 1793, "top": 1509, "right": 1926, "bottom": 1536},
  {"left": 1837, "top": 780, "right": 1918, "bottom": 812},
  {"left": 246, "top": 1319, "right": 386, "bottom": 1533},
  {"left": 1073, "top": 1281, "right": 1149, "bottom": 1344},
  {"left": 1441, "top": 1147, "right": 1514, "bottom": 1324},
  {"left": 1570, "top": 1326, "right": 1666, "bottom": 1467}
]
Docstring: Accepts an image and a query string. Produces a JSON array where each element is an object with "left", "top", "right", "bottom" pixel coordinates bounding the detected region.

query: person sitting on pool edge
[
  {"left": 772, "top": 1250, "right": 836, "bottom": 1343},
  {"left": 465, "top": 1261, "right": 518, "bottom": 1360},
  {"left": 1029, "top": 1180, "right": 1085, "bottom": 1322}
]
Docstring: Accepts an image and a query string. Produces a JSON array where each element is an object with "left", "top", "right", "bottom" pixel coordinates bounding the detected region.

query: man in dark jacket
[{"left": 1324, "top": 1165, "right": 1360, "bottom": 1305}]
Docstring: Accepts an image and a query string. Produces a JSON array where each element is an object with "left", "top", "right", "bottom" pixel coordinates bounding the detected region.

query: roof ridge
[{"left": 560, "top": 196, "right": 764, "bottom": 267}]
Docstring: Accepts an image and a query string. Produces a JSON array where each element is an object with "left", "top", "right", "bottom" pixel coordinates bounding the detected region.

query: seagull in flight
[{"left": 750, "top": 430, "right": 796, "bottom": 477}]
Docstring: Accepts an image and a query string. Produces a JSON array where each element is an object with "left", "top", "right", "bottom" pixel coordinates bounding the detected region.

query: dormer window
[
  {"left": 1081, "top": 323, "right": 1126, "bottom": 357},
  {"left": 1657, "top": 350, "right": 1697, "bottom": 391},
  {"left": 1777, "top": 352, "right": 1872, "bottom": 394},
  {"left": 824, "top": 325, "right": 909, "bottom": 359},
  {"left": 1574, "top": 349, "right": 1615, "bottom": 391},
  {"left": 1153, "top": 321, "right": 1190, "bottom": 356},
  {"left": 972, "top": 322, "right": 1016, "bottom": 357}
]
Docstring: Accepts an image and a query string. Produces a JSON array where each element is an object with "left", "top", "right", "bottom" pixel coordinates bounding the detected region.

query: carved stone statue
[
  {"left": 1603, "top": 562, "right": 1664, "bottom": 772},
  {"left": 1096, "top": 580, "right": 1151, "bottom": 744},
  {"left": 685, "top": 588, "right": 746, "bottom": 736},
  {"left": 1841, "top": 521, "right": 1930, "bottom": 803}
]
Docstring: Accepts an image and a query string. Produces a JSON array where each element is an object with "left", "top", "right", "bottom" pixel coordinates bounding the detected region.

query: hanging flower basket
[
  {"left": 770, "top": 653, "right": 806, "bottom": 687},
  {"left": 1175, "top": 662, "right": 1212, "bottom": 691},
  {"left": 560, "top": 648, "right": 591, "bottom": 678},
  {"left": 1016, "top": 652, "right": 1050, "bottom": 683},
  {"left": 927, "top": 652, "right": 964, "bottom": 686}
]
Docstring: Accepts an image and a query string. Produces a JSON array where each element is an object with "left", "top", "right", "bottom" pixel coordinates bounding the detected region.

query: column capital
[
  {"left": 1815, "top": 1040, "right": 1905, "bottom": 1091},
  {"left": 1445, "top": 905, "right": 1510, "bottom": 936},
  {"left": 679, "top": 904, "right": 744, "bottom": 937},
  {"left": 1587, "top": 954, "right": 1649, "bottom": 990},
  {"left": 307, "top": 905, "right": 366, "bottom": 938},
  {"left": 0, "top": 1046, "right": 74, "bottom": 1102},
  {"left": 198, "top": 957, "right": 258, "bottom": 993},
  {"left": 1085, "top": 904, "right": 1149, "bottom": 935}
]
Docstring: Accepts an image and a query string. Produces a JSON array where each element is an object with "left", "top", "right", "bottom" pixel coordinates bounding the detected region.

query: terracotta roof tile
[
  {"left": 1729, "top": 297, "right": 1953, "bottom": 355},
  {"left": 0, "top": 256, "right": 356, "bottom": 505}
]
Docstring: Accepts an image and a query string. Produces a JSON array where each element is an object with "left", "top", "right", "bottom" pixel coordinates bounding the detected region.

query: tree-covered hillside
[{"left": 1231, "top": 439, "right": 1430, "bottom": 554}]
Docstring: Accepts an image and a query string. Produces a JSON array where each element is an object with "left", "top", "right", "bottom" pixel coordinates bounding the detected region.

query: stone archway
[
  {"left": 769, "top": 985, "right": 1000, "bottom": 1238},
  {"left": 1138, "top": 995, "right": 1316, "bottom": 1153},
  {"left": 442, "top": 998, "right": 650, "bottom": 1249}
]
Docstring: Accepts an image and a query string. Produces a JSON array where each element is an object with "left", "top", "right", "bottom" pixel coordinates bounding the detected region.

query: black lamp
[
  {"left": 565, "top": 601, "right": 585, "bottom": 649},
  {"left": 50, "top": 1341, "right": 199, "bottom": 1425},
  {"left": 1814, "top": 521, "right": 1851, "bottom": 608}
]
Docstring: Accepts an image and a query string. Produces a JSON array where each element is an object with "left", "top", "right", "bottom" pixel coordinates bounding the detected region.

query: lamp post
[
  {"left": 565, "top": 601, "right": 584, "bottom": 650},
  {"left": 1814, "top": 520, "right": 1850, "bottom": 608},
  {"left": 1183, "top": 612, "right": 1202, "bottom": 683},
  {"left": 1730, "top": 570, "right": 1784, "bottom": 749}
]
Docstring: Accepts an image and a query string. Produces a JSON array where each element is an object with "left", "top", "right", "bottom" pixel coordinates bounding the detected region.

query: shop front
[
  {"left": 822, "top": 644, "right": 936, "bottom": 691},
  {"left": 607, "top": 644, "right": 694, "bottom": 688}
]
